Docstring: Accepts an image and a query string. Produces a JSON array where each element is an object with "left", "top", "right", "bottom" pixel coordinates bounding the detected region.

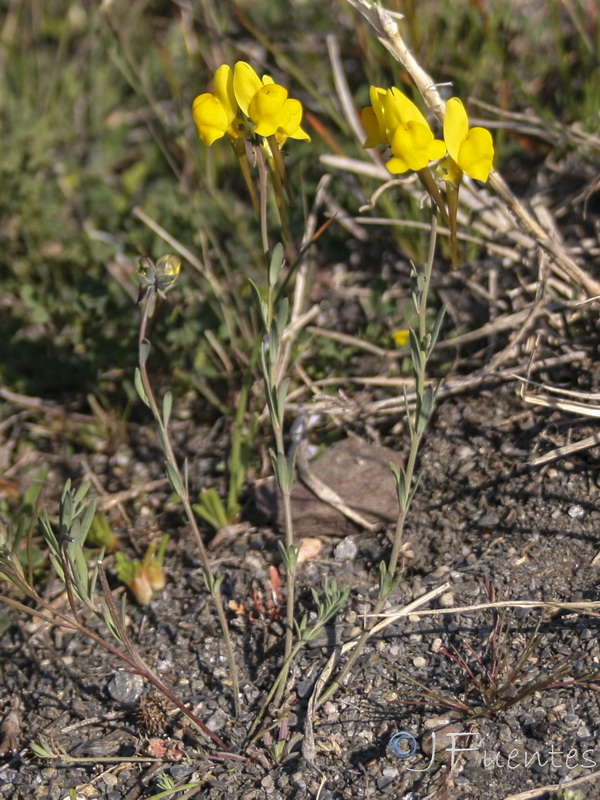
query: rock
[
  {"left": 206, "top": 708, "right": 228, "bottom": 732},
  {"left": 334, "top": 536, "right": 358, "bottom": 561},
  {"left": 107, "top": 672, "right": 144, "bottom": 706},
  {"left": 249, "top": 437, "right": 404, "bottom": 535},
  {"left": 377, "top": 766, "right": 399, "bottom": 790},
  {"left": 568, "top": 504, "right": 585, "bottom": 519}
]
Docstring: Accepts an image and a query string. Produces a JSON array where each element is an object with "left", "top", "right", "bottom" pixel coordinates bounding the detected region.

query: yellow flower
[
  {"left": 382, "top": 87, "right": 431, "bottom": 141},
  {"left": 192, "top": 64, "right": 246, "bottom": 146},
  {"left": 360, "top": 105, "right": 386, "bottom": 148},
  {"left": 392, "top": 329, "right": 410, "bottom": 347},
  {"left": 361, "top": 86, "right": 445, "bottom": 173},
  {"left": 388, "top": 120, "right": 446, "bottom": 174},
  {"left": 233, "top": 61, "right": 310, "bottom": 144},
  {"left": 443, "top": 97, "right": 494, "bottom": 182},
  {"left": 232, "top": 61, "right": 265, "bottom": 117}
]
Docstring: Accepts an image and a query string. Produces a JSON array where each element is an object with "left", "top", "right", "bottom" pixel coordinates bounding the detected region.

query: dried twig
[{"left": 343, "top": 0, "right": 600, "bottom": 298}]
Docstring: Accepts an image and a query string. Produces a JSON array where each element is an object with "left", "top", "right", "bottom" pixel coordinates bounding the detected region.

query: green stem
[
  {"left": 0, "top": 566, "right": 230, "bottom": 752},
  {"left": 247, "top": 639, "right": 304, "bottom": 742},
  {"left": 316, "top": 216, "right": 439, "bottom": 708},
  {"left": 138, "top": 290, "right": 240, "bottom": 715},
  {"left": 274, "top": 426, "right": 296, "bottom": 691}
]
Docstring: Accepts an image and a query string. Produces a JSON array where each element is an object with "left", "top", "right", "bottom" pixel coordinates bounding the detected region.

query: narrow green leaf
[
  {"left": 248, "top": 278, "right": 268, "bottom": 329},
  {"left": 134, "top": 368, "right": 150, "bottom": 406},
  {"left": 165, "top": 462, "right": 185, "bottom": 499},
  {"left": 139, "top": 338, "right": 151, "bottom": 366},
  {"left": 268, "top": 242, "right": 285, "bottom": 287},
  {"left": 162, "top": 391, "right": 173, "bottom": 429},
  {"left": 72, "top": 482, "right": 91, "bottom": 509},
  {"left": 428, "top": 304, "right": 447, "bottom": 355},
  {"left": 275, "top": 296, "right": 289, "bottom": 342},
  {"left": 278, "top": 540, "right": 298, "bottom": 572},
  {"left": 408, "top": 329, "right": 425, "bottom": 375},
  {"left": 416, "top": 385, "right": 436, "bottom": 434},
  {"left": 79, "top": 497, "right": 97, "bottom": 544},
  {"left": 30, "top": 741, "right": 53, "bottom": 759},
  {"left": 88, "top": 549, "right": 104, "bottom": 599},
  {"left": 276, "top": 377, "right": 290, "bottom": 423}
]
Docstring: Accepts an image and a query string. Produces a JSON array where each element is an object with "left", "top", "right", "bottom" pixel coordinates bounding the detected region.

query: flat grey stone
[{"left": 251, "top": 437, "right": 403, "bottom": 536}]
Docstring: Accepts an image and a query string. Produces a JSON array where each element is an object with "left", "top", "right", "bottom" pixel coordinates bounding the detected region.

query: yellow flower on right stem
[{"left": 443, "top": 97, "right": 494, "bottom": 183}]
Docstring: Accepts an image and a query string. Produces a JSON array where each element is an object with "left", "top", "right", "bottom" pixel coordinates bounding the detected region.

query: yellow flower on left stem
[
  {"left": 192, "top": 61, "right": 310, "bottom": 149},
  {"left": 192, "top": 64, "right": 246, "bottom": 146},
  {"left": 233, "top": 61, "right": 310, "bottom": 145}
]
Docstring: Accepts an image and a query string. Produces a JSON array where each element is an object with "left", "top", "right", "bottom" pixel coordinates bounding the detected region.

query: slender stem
[
  {"left": 226, "top": 330, "right": 264, "bottom": 519},
  {"left": 273, "top": 424, "right": 296, "bottom": 705},
  {"left": 3, "top": 560, "right": 231, "bottom": 752},
  {"left": 316, "top": 217, "right": 438, "bottom": 708},
  {"left": 247, "top": 639, "right": 304, "bottom": 742},
  {"left": 256, "top": 146, "right": 270, "bottom": 257},
  {"left": 138, "top": 289, "right": 240, "bottom": 715}
]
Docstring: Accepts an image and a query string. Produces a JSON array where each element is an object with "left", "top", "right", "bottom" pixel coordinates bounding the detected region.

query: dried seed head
[{"left": 137, "top": 692, "right": 170, "bottom": 734}]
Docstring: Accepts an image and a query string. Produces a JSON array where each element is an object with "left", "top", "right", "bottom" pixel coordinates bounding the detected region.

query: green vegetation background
[{"left": 1, "top": 0, "right": 597, "bottom": 410}]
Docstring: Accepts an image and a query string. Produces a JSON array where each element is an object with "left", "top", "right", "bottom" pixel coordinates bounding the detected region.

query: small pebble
[
  {"left": 107, "top": 672, "right": 144, "bottom": 706},
  {"left": 377, "top": 767, "right": 398, "bottom": 790},
  {"left": 413, "top": 656, "right": 427, "bottom": 668},
  {"left": 567, "top": 504, "right": 586, "bottom": 519},
  {"left": 422, "top": 724, "right": 462, "bottom": 755},
  {"left": 439, "top": 592, "right": 455, "bottom": 608},
  {"left": 101, "top": 774, "right": 118, "bottom": 790},
  {"left": 298, "top": 537, "right": 322, "bottom": 563},
  {"left": 206, "top": 708, "right": 228, "bottom": 732},
  {"left": 334, "top": 537, "right": 358, "bottom": 561},
  {"left": 169, "top": 764, "right": 195, "bottom": 780}
]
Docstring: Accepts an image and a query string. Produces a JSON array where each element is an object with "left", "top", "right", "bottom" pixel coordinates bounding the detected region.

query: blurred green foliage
[{"left": 1, "top": 0, "right": 597, "bottom": 408}]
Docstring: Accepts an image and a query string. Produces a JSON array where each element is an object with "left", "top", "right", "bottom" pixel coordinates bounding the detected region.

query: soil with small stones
[{"left": 3, "top": 375, "right": 600, "bottom": 800}]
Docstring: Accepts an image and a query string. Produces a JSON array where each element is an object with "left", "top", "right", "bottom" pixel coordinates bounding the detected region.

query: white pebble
[
  {"left": 568, "top": 504, "right": 586, "bottom": 519},
  {"left": 334, "top": 537, "right": 358, "bottom": 561}
]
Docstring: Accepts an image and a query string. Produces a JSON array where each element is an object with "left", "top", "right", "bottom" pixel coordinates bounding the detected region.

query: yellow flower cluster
[
  {"left": 361, "top": 86, "right": 494, "bottom": 182},
  {"left": 193, "top": 61, "right": 310, "bottom": 149}
]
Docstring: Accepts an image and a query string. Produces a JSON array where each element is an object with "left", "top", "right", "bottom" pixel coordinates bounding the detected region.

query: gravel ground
[{"left": 2, "top": 378, "right": 600, "bottom": 800}]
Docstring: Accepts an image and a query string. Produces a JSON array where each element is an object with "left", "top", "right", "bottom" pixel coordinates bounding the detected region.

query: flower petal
[
  {"left": 192, "top": 93, "right": 229, "bottom": 146},
  {"left": 248, "top": 83, "right": 290, "bottom": 137},
  {"left": 390, "top": 120, "right": 441, "bottom": 171},
  {"left": 392, "top": 329, "right": 410, "bottom": 347},
  {"left": 385, "top": 87, "right": 428, "bottom": 131},
  {"left": 360, "top": 106, "right": 386, "bottom": 148},
  {"left": 213, "top": 64, "right": 237, "bottom": 123},
  {"left": 233, "top": 61, "right": 264, "bottom": 116},
  {"left": 278, "top": 98, "right": 311, "bottom": 140},
  {"left": 443, "top": 97, "right": 469, "bottom": 164},
  {"left": 369, "top": 86, "right": 387, "bottom": 138},
  {"left": 386, "top": 154, "right": 410, "bottom": 174},
  {"left": 457, "top": 127, "right": 494, "bottom": 181}
]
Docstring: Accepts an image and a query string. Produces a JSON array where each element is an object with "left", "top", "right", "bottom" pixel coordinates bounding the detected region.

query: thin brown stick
[{"left": 343, "top": 0, "right": 600, "bottom": 298}]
